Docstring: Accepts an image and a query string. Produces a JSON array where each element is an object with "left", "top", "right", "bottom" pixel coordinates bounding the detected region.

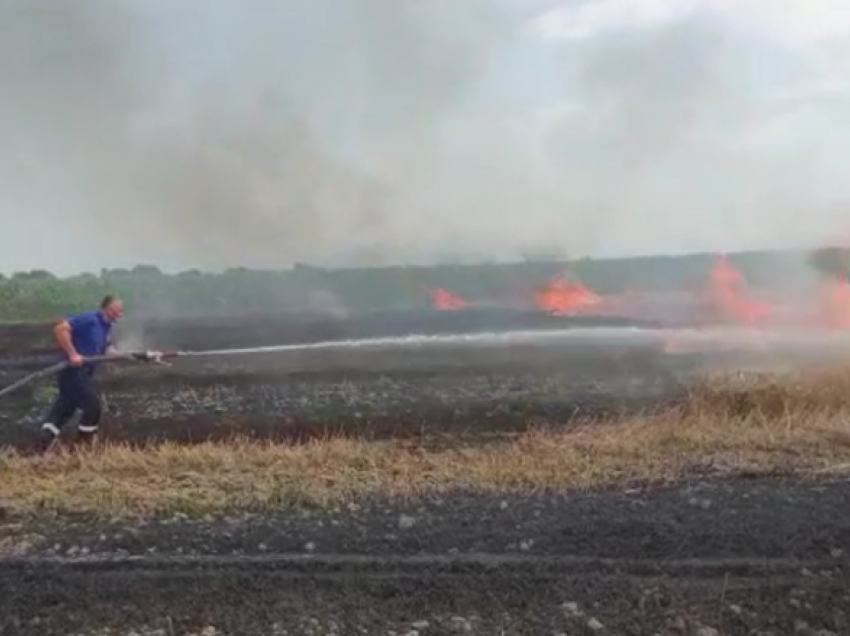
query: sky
[{"left": 1, "top": 0, "right": 850, "bottom": 275}]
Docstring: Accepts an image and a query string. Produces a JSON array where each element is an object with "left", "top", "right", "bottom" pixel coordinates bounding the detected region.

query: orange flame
[
  {"left": 819, "top": 277, "right": 850, "bottom": 329},
  {"left": 709, "top": 253, "right": 771, "bottom": 326},
  {"left": 429, "top": 287, "right": 467, "bottom": 310},
  {"left": 535, "top": 276, "right": 601, "bottom": 314}
]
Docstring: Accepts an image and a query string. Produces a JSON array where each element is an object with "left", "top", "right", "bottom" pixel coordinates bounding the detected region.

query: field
[{"left": 3, "top": 307, "right": 850, "bottom": 635}]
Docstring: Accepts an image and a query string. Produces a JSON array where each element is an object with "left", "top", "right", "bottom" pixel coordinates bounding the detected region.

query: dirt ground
[
  {"left": 2, "top": 315, "right": 850, "bottom": 635},
  {"left": 2, "top": 480, "right": 850, "bottom": 635}
]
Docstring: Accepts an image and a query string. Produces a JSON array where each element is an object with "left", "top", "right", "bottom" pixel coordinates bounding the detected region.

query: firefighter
[{"left": 36, "top": 294, "right": 125, "bottom": 452}]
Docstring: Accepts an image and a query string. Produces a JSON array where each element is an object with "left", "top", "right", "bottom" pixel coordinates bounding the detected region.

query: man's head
[{"left": 100, "top": 295, "right": 124, "bottom": 322}]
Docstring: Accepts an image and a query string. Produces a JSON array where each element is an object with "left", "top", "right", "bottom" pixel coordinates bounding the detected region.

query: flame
[
  {"left": 535, "top": 275, "right": 601, "bottom": 314},
  {"left": 429, "top": 287, "right": 467, "bottom": 310},
  {"left": 422, "top": 250, "right": 850, "bottom": 338},
  {"left": 664, "top": 254, "right": 772, "bottom": 353},
  {"left": 708, "top": 253, "right": 771, "bottom": 326},
  {"left": 819, "top": 277, "right": 850, "bottom": 329}
]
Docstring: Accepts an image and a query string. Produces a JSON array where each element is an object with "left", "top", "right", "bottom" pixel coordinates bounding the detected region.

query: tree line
[{"left": 0, "top": 247, "right": 842, "bottom": 322}]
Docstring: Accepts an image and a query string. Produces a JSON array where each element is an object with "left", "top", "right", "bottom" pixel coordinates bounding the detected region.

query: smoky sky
[{"left": 0, "top": 0, "right": 848, "bottom": 275}]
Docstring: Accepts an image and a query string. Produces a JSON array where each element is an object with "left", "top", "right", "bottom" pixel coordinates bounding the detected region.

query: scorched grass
[{"left": 3, "top": 368, "right": 850, "bottom": 518}]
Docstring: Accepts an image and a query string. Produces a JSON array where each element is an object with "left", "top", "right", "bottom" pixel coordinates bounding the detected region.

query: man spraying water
[{"left": 36, "top": 295, "right": 125, "bottom": 452}]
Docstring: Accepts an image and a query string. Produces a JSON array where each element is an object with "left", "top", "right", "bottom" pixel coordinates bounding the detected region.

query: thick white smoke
[{"left": 0, "top": 0, "right": 848, "bottom": 274}]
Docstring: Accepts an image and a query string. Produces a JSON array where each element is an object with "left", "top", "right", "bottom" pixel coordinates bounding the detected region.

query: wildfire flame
[
  {"left": 709, "top": 253, "right": 771, "bottom": 326},
  {"left": 664, "top": 254, "right": 772, "bottom": 353},
  {"left": 535, "top": 276, "right": 601, "bottom": 315},
  {"left": 819, "top": 276, "right": 850, "bottom": 329},
  {"left": 426, "top": 249, "right": 850, "bottom": 341},
  {"left": 429, "top": 287, "right": 467, "bottom": 310}
]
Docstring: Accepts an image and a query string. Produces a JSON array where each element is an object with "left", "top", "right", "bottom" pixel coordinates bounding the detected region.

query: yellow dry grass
[{"left": 3, "top": 368, "right": 850, "bottom": 519}]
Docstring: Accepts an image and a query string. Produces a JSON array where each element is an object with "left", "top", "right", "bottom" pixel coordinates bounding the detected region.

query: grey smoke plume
[
  {"left": 0, "top": 0, "right": 529, "bottom": 272},
  {"left": 541, "top": 8, "right": 850, "bottom": 258},
  {"left": 0, "top": 0, "right": 848, "bottom": 274}
]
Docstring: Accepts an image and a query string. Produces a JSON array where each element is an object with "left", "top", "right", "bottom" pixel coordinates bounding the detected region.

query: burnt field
[
  {"left": 1, "top": 339, "right": 685, "bottom": 450},
  {"left": 0, "top": 309, "right": 837, "bottom": 448},
  {"left": 2, "top": 311, "right": 850, "bottom": 635},
  {"left": 0, "top": 310, "right": 682, "bottom": 450}
]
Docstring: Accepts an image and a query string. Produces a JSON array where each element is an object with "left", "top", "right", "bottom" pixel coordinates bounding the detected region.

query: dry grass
[{"left": 4, "top": 368, "right": 850, "bottom": 518}]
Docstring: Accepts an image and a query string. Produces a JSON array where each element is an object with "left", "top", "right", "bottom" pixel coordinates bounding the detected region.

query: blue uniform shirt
[{"left": 66, "top": 311, "right": 112, "bottom": 361}]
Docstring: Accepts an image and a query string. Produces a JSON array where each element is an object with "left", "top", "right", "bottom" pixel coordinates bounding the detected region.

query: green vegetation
[{"left": 0, "top": 248, "right": 819, "bottom": 322}]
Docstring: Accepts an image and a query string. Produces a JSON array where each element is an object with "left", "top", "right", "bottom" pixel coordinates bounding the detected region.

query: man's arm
[{"left": 54, "top": 319, "right": 83, "bottom": 365}]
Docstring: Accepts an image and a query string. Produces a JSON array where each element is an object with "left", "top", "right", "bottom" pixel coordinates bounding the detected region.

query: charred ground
[
  {"left": 2, "top": 312, "right": 850, "bottom": 635},
  {"left": 3, "top": 479, "right": 850, "bottom": 635},
  {"left": 0, "top": 311, "right": 679, "bottom": 449}
]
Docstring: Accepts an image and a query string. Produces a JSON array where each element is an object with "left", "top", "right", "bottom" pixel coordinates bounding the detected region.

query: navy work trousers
[{"left": 42, "top": 366, "right": 102, "bottom": 437}]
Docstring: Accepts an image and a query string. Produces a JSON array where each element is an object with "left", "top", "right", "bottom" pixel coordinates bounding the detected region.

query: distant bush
[{"left": 807, "top": 246, "right": 850, "bottom": 281}]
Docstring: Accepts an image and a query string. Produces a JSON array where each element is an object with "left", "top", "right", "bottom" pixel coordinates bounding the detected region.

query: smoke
[
  {"left": 0, "top": 0, "right": 849, "bottom": 275},
  {"left": 0, "top": 0, "right": 526, "bottom": 272},
  {"left": 540, "top": 3, "right": 850, "bottom": 260}
]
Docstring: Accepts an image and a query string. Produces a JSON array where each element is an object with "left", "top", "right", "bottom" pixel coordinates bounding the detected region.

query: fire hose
[
  {"left": 0, "top": 338, "right": 404, "bottom": 400},
  {"left": 0, "top": 350, "right": 177, "bottom": 399},
  {"left": 2, "top": 326, "right": 642, "bottom": 401}
]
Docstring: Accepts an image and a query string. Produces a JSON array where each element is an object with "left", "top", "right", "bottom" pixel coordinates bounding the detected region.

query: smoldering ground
[{"left": 0, "top": 0, "right": 848, "bottom": 276}]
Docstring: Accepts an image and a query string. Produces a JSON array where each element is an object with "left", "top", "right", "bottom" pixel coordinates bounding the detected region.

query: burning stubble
[{"left": 0, "top": 0, "right": 849, "bottom": 274}]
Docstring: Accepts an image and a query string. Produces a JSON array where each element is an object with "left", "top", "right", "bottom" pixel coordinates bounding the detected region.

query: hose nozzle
[{"left": 131, "top": 350, "right": 171, "bottom": 365}]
